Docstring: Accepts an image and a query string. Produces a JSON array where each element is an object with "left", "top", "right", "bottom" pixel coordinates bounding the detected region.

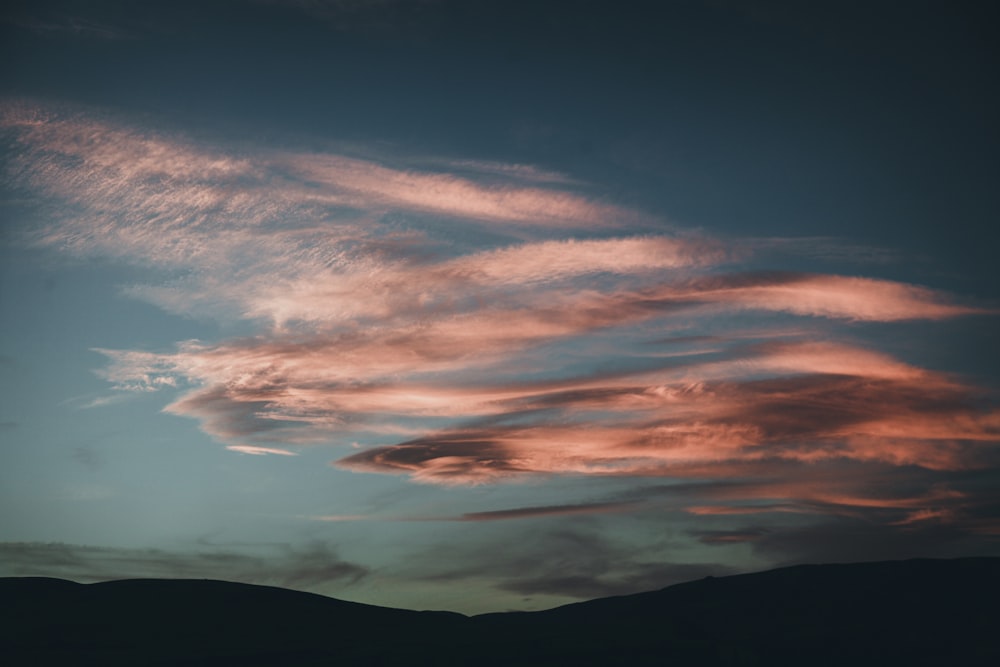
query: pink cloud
[
  {"left": 889, "top": 508, "right": 957, "bottom": 525},
  {"left": 335, "top": 359, "right": 1000, "bottom": 484},
  {"left": 668, "top": 472, "right": 976, "bottom": 531},
  {"left": 96, "top": 325, "right": 998, "bottom": 479},
  {"left": 226, "top": 445, "right": 298, "bottom": 456},
  {"left": 276, "top": 152, "right": 645, "bottom": 228},
  {"left": 240, "top": 235, "right": 724, "bottom": 328},
  {"left": 8, "top": 104, "right": 984, "bottom": 341},
  {"left": 657, "top": 273, "right": 989, "bottom": 321},
  {"left": 7, "top": 101, "right": 998, "bottom": 534},
  {"left": 436, "top": 235, "right": 729, "bottom": 285}
]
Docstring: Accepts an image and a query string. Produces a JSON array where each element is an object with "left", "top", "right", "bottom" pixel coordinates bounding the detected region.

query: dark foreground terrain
[{"left": 2, "top": 557, "right": 998, "bottom": 666}]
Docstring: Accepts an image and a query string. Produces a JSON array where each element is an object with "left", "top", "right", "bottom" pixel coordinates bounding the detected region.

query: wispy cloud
[
  {"left": 4, "top": 101, "right": 997, "bottom": 546},
  {"left": 276, "top": 151, "right": 645, "bottom": 229},
  {"left": 227, "top": 445, "right": 299, "bottom": 456}
]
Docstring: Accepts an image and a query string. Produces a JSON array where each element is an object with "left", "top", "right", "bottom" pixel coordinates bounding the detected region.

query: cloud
[
  {"left": 602, "top": 461, "right": 1000, "bottom": 566},
  {"left": 749, "top": 515, "right": 1000, "bottom": 565},
  {"left": 0, "top": 541, "right": 369, "bottom": 590},
  {"left": 693, "top": 529, "right": 768, "bottom": 544},
  {"left": 674, "top": 272, "right": 990, "bottom": 321},
  {"left": 276, "top": 151, "right": 646, "bottom": 229},
  {"left": 498, "top": 560, "right": 736, "bottom": 599},
  {"left": 336, "top": 346, "right": 1000, "bottom": 484},
  {"left": 402, "top": 525, "right": 735, "bottom": 601},
  {"left": 3, "top": 102, "right": 633, "bottom": 254},
  {"left": 456, "top": 501, "right": 641, "bottom": 521},
  {"left": 389, "top": 463, "right": 1000, "bottom": 602},
  {"left": 227, "top": 445, "right": 298, "bottom": 456},
  {"left": 5, "top": 101, "right": 998, "bottom": 544},
  {"left": 430, "top": 235, "right": 728, "bottom": 286}
]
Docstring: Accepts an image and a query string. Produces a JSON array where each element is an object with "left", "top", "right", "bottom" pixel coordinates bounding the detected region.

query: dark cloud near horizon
[
  {"left": 750, "top": 516, "right": 1000, "bottom": 566},
  {"left": 500, "top": 560, "right": 737, "bottom": 600},
  {"left": 423, "top": 498, "right": 1000, "bottom": 601},
  {"left": 694, "top": 528, "right": 767, "bottom": 545},
  {"left": 457, "top": 501, "right": 640, "bottom": 522},
  {"left": 398, "top": 524, "right": 735, "bottom": 601},
  {"left": 0, "top": 541, "right": 369, "bottom": 590}
]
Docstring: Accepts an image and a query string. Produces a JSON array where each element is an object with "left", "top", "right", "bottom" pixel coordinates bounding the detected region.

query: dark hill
[{"left": 2, "top": 557, "right": 998, "bottom": 666}]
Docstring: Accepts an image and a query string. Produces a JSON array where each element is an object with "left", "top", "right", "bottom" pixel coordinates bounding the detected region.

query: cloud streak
[
  {"left": 456, "top": 502, "right": 641, "bottom": 522},
  {"left": 0, "top": 541, "right": 368, "bottom": 590}
]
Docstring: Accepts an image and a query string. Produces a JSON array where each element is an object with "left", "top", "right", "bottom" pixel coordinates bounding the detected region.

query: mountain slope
[
  {"left": 470, "top": 557, "right": 1000, "bottom": 665},
  {"left": 0, "top": 576, "right": 464, "bottom": 666},
  {"left": 2, "top": 557, "right": 998, "bottom": 666}
]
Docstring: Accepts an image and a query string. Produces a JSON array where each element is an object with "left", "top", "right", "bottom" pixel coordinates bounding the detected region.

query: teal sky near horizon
[{"left": 2, "top": 0, "right": 999, "bottom": 614}]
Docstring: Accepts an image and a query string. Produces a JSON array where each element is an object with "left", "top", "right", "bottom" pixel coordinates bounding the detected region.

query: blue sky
[{"left": 1, "top": 0, "right": 998, "bottom": 613}]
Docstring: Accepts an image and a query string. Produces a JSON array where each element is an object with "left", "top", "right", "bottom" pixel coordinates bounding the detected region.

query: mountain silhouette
[{"left": 2, "top": 557, "right": 997, "bottom": 665}]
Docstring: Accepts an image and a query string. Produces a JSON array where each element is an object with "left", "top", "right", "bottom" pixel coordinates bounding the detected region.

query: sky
[{"left": 1, "top": 0, "right": 998, "bottom": 614}]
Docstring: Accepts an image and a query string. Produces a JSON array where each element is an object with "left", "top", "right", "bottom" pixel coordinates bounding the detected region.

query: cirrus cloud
[{"left": 4, "top": 101, "right": 997, "bottom": 543}]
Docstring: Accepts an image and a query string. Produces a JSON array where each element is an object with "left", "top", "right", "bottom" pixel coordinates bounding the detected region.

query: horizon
[
  {"left": 2, "top": 0, "right": 999, "bottom": 615},
  {"left": 6, "top": 554, "right": 996, "bottom": 615}
]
